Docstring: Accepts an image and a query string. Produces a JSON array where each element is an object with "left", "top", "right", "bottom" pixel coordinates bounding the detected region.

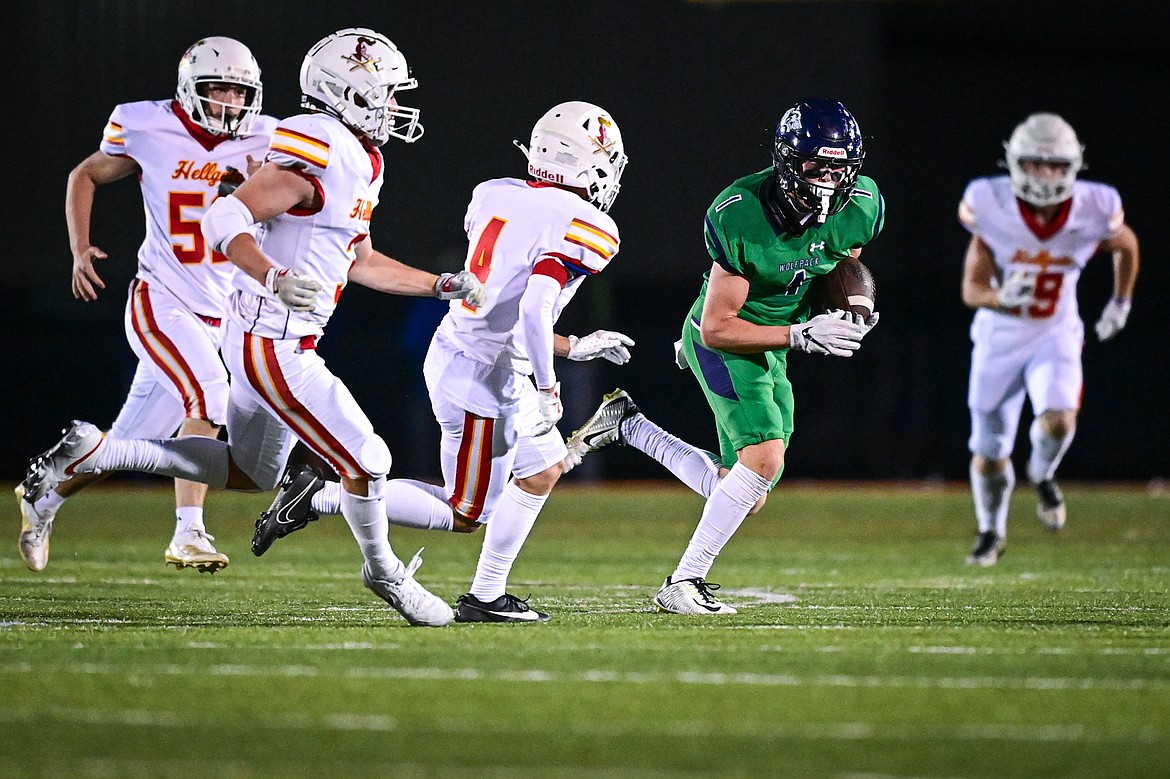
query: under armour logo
[{"left": 809, "top": 241, "right": 826, "bottom": 252}]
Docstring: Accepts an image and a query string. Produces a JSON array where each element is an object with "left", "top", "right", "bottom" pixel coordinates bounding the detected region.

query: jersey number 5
[
  {"left": 169, "top": 191, "right": 229, "bottom": 265},
  {"left": 462, "top": 216, "right": 507, "bottom": 312}
]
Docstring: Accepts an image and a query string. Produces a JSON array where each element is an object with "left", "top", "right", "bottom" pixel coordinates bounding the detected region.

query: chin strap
[{"left": 816, "top": 191, "right": 831, "bottom": 223}]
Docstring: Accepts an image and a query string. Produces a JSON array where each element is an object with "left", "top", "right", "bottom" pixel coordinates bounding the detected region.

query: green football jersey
[{"left": 689, "top": 168, "right": 884, "bottom": 328}]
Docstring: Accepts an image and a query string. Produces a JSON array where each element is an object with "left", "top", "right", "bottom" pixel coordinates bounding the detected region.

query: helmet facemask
[
  {"left": 1003, "top": 113, "right": 1083, "bottom": 207},
  {"left": 176, "top": 37, "right": 263, "bottom": 138},
  {"left": 299, "top": 28, "right": 423, "bottom": 145}
]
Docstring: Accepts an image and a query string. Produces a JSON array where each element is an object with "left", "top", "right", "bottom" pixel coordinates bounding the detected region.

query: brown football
[{"left": 812, "top": 257, "right": 877, "bottom": 318}]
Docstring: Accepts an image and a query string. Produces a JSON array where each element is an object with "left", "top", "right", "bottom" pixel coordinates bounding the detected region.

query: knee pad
[
  {"left": 969, "top": 411, "right": 1013, "bottom": 461},
  {"left": 358, "top": 434, "right": 392, "bottom": 479}
]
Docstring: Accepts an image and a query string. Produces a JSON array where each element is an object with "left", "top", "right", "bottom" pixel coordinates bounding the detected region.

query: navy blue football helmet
[{"left": 772, "top": 98, "right": 865, "bottom": 223}]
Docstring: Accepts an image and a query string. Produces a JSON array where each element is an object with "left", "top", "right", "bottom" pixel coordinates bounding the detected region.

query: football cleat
[
  {"left": 362, "top": 548, "right": 454, "bottom": 627},
  {"left": 966, "top": 530, "right": 1005, "bottom": 567},
  {"left": 653, "top": 575, "right": 737, "bottom": 615},
  {"left": 22, "top": 421, "right": 105, "bottom": 504},
  {"left": 252, "top": 465, "right": 326, "bottom": 556},
  {"left": 165, "top": 528, "right": 229, "bottom": 573},
  {"left": 1034, "top": 479, "right": 1066, "bottom": 531},
  {"left": 16, "top": 484, "right": 56, "bottom": 572},
  {"left": 455, "top": 592, "right": 550, "bottom": 624},
  {"left": 563, "top": 388, "right": 639, "bottom": 473}
]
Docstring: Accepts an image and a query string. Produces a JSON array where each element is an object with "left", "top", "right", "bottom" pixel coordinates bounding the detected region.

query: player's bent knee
[
  {"left": 358, "top": 435, "right": 392, "bottom": 479},
  {"left": 516, "top": 463, "right": 562, "bottom": 496}
]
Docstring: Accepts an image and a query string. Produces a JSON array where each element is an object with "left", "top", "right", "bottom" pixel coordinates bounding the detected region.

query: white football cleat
[
  {"left": 16, "top": 484, "right": 56, "bottom": 572},
  {"left": 564, "top": 389, "right": 639, "bottom": 473},
  {"left": 165, "top": 528, "right": 230, "bottom": 573},
  {"left": 362, "top": 548, "right": 454, "bottom": 627},
  {"left": 653, "top": 575, "right": 737, "bottom": 615},
  {"left": 22, "top": 421, "right": 105, "bottom": 503}
]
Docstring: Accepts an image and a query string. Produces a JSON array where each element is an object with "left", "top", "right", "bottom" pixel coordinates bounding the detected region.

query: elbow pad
[{"left": 201, "top": 195, "right": 255, "bottom": 255}]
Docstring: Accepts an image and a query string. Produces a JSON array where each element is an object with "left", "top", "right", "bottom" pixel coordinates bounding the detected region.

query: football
[{"left": 812, "top": 256, "right": 877, "bottom": 318}]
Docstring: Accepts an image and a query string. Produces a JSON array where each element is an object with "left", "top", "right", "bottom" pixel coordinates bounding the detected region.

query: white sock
[
  {"left": 469, "top": 481, "right": 547, "bottom": 601},
  {"left": 673, "top": 462, "right": 771, "bottom": 581},
  {"left": 338, "top": 478, "right": 403, "bottom": 580},
  {"left": 970, "top": 460, "right": 1014, "bottom": 537},
  {"left": 175, "top": 507, "right": 204, "bottom": 535},
  {"left": 1027, "top": 419, "right": 1076, "bottom": 484},
  {"left": 94, "top": 437, "right": 229, "bottom": 488},
  {"left": 313, "top": 482, "right": 342, "bottom": 514},
  {"left": 35, "top": 489, "right": 67, "bottom": 517},
  {"left": 313, "top": 480, "right": 454, "bottom": 531},
  {"left": 623, "top": 413, "right": 721, "bottom": 497}
]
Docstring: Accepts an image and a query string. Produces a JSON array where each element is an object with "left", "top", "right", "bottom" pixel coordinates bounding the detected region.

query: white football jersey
[
  {"left": 436, "top": 178, "right": 620, "bottom": 373},
  {"left": 228, "top": 113, "right": 385, "bottom": 339},
  {"left": 100, "top": 100, "right": 277, "bottom": 318},
  {"left": 959, "top": 175, "right": 1123, "bottom": 333}
]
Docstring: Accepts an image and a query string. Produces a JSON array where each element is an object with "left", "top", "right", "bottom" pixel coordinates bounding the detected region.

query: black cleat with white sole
[
  {"left": 252, "top": 465, "right": 326, "bottom": 556},
  {"left": 455, "top": 593, "right": 550, "bottom": 623}
]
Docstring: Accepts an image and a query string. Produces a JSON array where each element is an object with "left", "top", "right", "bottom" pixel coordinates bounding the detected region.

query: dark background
[{"left": 7, "top": 1, "right": 1168, "bottom": 485}]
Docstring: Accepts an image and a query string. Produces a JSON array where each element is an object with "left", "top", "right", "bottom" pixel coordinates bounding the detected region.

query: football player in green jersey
[{"left": 566, "top": 98, "right": 883, "bottom": 614}]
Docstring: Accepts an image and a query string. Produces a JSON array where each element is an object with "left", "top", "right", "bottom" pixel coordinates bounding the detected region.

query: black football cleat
[
  {"left": 1034, "top": 479, "right": 1067, "bottom": 531},
  {"left": 966, "top": 530, "right": 1005, "bottom": 567},
  {"left": 454, "top": 593, "right": 550, "bottom": 623},
  {"left": 252, "top": 465, "right": 326, "bottom": 556}
]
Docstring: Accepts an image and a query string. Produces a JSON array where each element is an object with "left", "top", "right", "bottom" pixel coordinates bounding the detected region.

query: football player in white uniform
[
  {"left": 21, "top": 28, "right": 485, "bottom": 628},
  {"left": 17, "top": 37, "right": 276, "bottom": 573},
  {"left": 959, "top": 112, "right": 1140, "bottom": 565},
  {"left": 250, "top": 101, "right": 633, "bottom": 623}
]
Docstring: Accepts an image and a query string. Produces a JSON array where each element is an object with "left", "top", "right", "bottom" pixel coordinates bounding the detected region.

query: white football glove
[
  {"left": 789, "top": 310, "right": 865, "bottom": 357},
  {"left": 567, "top": 330, "right": 635, "bottom": 365},
  {"left": 435, "top": 271, "right": 487, "bottom": 306},
  {"left": 855, "top": 310, "right": 880, "bottom": 338},
  {"left": 265, "top": 267, "right": 322, "bottom": 312},
  {"left": 673, "top": 338, "right": 690, "bottom": 371},
  {"left": 532, "top": 381, "right": 563, "bottom": 436},
  {"left": 1094, "top": 296, "right": 1131, "bottom": 341},
  {"left": 997, "top": 268, "right": 1037, "bottom": 309}
]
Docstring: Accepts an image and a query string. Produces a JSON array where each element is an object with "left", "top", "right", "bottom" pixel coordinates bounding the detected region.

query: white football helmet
[
  {"left": 515, "top": 101, "right": 628, "bottom": 213},
  {"left": 176, "top": 37, "right": 263, "bottom": 137},
  {"left": 299, "top": 27, "right": 422, "bottom": 145},
  {"left": 1003, "top": 113, "right": 1084, "bottom": 207}
]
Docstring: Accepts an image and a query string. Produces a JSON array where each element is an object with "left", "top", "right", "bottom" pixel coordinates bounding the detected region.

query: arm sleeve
[{"left": 519, "top": 273, "right": 562, "bottom": 390}]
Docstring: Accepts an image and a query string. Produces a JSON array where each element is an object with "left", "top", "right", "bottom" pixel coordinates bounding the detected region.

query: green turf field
[{"left": 2, "top": 482, "right": 1168, "bottom": 778}]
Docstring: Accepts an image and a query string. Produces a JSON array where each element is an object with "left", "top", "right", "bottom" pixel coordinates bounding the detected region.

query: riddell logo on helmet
[
  {"left": 529, "top": 163, "right": 564, "bottom": 184},
  {"left": 817, "top": 147, "right": 847, "bottom": 158}
]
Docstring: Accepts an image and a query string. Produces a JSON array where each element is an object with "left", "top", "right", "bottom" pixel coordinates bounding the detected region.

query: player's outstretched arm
[{"left": 349, "top": 243, "right": 484, "bottom": 305}]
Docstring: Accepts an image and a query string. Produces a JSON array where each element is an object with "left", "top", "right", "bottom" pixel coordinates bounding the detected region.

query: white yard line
[{"left": 1, "top": 661, "right": 1167, "bottom": 692}]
